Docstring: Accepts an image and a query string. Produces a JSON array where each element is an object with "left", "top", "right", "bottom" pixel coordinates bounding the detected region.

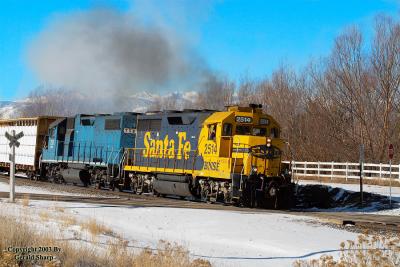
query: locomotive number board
[{"left": 235, "top": 116, "right": 253, "bottom": 124}]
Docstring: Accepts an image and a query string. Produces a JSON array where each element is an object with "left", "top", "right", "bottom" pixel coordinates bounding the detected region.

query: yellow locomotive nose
[{"left": 231, "top": 135, "right": 284, "bottom": 178}]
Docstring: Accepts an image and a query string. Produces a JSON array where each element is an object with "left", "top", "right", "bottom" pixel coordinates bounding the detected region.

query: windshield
[
  {"left": 252, "top": 127, "right": 266, "bottom": 136},
  {"left": 236, "top": 125, "right": 251, "bottom": 135},
  {"left": 236, "top": 126, "right": 267, "bottom": 136},
  {"left": 235, "top": 126, "right": 279, "bottom": 138},
  {"left": 251, "top": 145, "right": 281, "bottom": 159}
]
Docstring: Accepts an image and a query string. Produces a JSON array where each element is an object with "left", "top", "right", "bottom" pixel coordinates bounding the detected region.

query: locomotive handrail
[{"left": 45, "top": 140, "right": 121, "bottom": 167}]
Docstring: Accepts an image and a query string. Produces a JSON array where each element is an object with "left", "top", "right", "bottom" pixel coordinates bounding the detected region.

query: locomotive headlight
[{"left": 266, "top": 138, "right": 272, "bottom": 147}]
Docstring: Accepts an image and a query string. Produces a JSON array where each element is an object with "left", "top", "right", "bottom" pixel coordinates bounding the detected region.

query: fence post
[
  {"left": 291, "top": 160, "right": 296, "bottom": 181},
  {"left": 331, "top": 161, "right": 334, "bottom": 180},
  {"left": 317, "top": 161, "right": 320, "bottom": 179},
  {"left": 304, "top": 161, "right": 307, "bottom": 178},
  {"left": 379, "top": 163, "right": 382, "bottom": 180},
  {"left": 345, "top": 162, "right": 348, "bottom": 181},
  {"left": 398, "top": 164, "right": 400, "bottom": 180}
]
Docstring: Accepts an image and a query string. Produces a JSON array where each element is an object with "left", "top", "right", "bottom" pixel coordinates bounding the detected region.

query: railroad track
[{"left": 0, "top": 175, "right": 399, "bottom": 232}]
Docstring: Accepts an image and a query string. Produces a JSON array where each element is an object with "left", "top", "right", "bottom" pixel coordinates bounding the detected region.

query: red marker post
[{"left": 388, "top": 144, "right": 394, "bottom": 208}]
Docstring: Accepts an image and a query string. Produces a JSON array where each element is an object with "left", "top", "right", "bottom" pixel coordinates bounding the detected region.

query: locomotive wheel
[{"left": 257, "top": 181, "right": 279, "bottom": 209}]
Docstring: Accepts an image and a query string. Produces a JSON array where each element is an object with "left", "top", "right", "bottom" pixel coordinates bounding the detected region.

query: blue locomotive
[{"left": 40, "top": 112, "right": 137, "bottom": 187}]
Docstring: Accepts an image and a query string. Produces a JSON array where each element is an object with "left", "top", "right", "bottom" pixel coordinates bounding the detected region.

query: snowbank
[{"left": 298, "top": 180, "right": 400, "bottom": 215}]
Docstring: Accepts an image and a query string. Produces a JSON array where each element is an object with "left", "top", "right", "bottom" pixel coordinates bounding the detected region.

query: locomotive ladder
[
  {"left": 118, "top": 149, "right": 128, "bottom": 181},
  {"left": 231, "top": 144, "right": 250, "bottom": 193}
]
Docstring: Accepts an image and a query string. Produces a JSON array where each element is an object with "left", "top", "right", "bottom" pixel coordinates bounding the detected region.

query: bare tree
[
  {"left": 195, "top": 76, "right": 235, "bottom": 110},
  {"left": 371, "top": 15, "right": 400, "bottom": 160},
  {"left": 20, "top": 86, "right": 85, "bottom": 117},
  {"left": 237, "top": 77, "right": 255, "bottom": 106}
]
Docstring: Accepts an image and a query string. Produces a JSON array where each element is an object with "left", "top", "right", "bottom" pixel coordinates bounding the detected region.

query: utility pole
[{"left": 5, "top": 130, "right": 24, "bottom": 202}]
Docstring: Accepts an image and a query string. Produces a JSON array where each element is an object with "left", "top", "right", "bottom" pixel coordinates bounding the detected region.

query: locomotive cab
[{"left": 197, "top": 104, "right": 292, "bottom": 208}]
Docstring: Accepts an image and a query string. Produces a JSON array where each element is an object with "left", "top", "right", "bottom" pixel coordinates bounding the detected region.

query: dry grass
[
  {"left": 58, "top": 214, "right": 77, "bottom": 228},
  {"left": 53, "top": 206, "right": 65, "bottom": 213},
  {"left": 80, "top": 218, "right": 114, "bottom": 236},
  {"left": 0, "top": 214, "right": 211, "bottom": 267},
  {"left": 296, "top": 176, "right": 400, "bottom": 187},
  {"left": 39, "top": 211, "right": 50, "bottom": 221},
  {"left": 294, "top": 233, "right": 400, "bottom": 267},
  {"left": 21, "top": 195, "right": 30, "bottom": 207}
]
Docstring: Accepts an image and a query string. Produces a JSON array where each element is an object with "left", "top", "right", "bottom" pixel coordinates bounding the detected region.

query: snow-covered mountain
[
  {"left": 0, "top": 91, "right": 200, "bottom": 119},
  {"left": 128, "top": 91, "right": 199, "bottom": 112},
  {"left": 0, "top": 101, "right": 13, "bottom": 108},
  {"left": 0, "top": 101, "right": 19, "bottom": 119}
]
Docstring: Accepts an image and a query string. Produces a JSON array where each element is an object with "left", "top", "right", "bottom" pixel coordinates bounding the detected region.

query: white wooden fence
[{"left": 282, "top": 161, "right": 400, "bottom": 181}]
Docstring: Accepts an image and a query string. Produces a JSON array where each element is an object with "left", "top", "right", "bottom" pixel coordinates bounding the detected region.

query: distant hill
[
  {"left": 0, "top": 101, "right": 18, "bottom": 119},
  {"left": 0, "top": 91, "right": 199, "bottom": 119},
  {"left": 0, "top": 101, "right": 13, "bottom": 108}
]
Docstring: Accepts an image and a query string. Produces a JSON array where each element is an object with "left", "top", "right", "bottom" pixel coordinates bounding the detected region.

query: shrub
[{"left": 294, "top": 233, "right": 400, "bottom": 267}]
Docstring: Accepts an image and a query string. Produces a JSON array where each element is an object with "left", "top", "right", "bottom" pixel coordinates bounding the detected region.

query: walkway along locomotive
[{"left": 122, "top": 104, "right": 292, "bottom": 208}]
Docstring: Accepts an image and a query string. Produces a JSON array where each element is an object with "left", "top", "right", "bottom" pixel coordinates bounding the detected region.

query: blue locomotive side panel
[
  {"left": 42, "top": 113, "right": 137, "bottom": 167},
  {"left": 130, "top": 111, "right": 213, "bottom": 171}
]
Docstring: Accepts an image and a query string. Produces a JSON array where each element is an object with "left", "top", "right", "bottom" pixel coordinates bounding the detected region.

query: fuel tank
[
  {"left": 153, "top": 174, "right": 193, "bottom": 197},
  {"left": 60, "top": 164, "right": 91, "bottom": 185}
]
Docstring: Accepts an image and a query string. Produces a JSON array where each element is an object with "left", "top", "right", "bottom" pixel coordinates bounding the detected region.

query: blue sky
[{"left": 0, "top": 0, "right": 399, "bottom": 100}]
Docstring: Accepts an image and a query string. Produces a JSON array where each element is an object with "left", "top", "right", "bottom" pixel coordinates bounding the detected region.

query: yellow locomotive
[{"left": 123, "top": 104, "right": 292, "bottom": 208}]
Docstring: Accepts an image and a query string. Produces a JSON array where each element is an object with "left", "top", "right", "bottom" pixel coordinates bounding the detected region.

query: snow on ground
[
  {"left": 298, "top": 179, "right": 400, "bottom": 216},
  {"left": 0, "top": 179, "right": 390, "bottom": 266},
  {"left": 0, "top": 181, "right": 72, "bottom": 195},
  {"left": 0, "top": 181, "right": 116, "bottom": 198},
  {"left": 0, "top": 180, "right": 93, "bottom": 197},
  {"left": 0, "top": 197, "right": 358, "bottom": 267}
]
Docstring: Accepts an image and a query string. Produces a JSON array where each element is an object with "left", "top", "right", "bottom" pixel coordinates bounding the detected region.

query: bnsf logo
[
  {"left": 143, "top": 131, "right": 191, "bottom": 159},
  {"left": 203, "top": 161, "right": 220, "bottom": 171}
]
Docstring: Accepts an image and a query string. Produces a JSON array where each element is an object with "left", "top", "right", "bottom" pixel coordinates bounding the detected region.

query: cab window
[
  {"left": 236, "top": 125, "right": 251, "bottom": 135},
  {"left": 208, "top": 124, "right": 217, "bottom": 141},
  {"left": 222, "top": 123, "right": 232, "bottom": 136},
  {"left": 252, "top": 127, "right": 267, "bottom": 136}
]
